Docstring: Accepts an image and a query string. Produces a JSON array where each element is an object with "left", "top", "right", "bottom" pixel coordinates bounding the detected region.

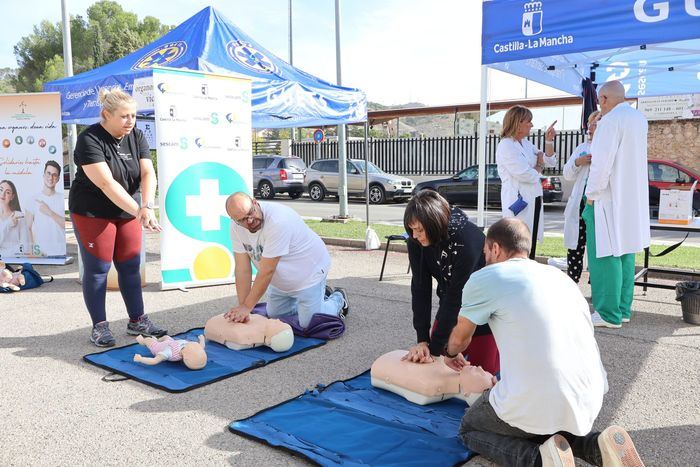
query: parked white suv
[{"left": 304, "top": 158, "right": 414, "bottom": 204}]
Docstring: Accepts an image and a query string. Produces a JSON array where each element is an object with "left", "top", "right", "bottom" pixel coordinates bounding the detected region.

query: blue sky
[{"left": 1, "top": 0, "right": 578, "bottom": 127}]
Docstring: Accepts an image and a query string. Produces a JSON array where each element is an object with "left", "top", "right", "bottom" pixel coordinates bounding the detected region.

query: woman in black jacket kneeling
[{"left": 403, "top": 190, "right": 499, "bottom": 374}]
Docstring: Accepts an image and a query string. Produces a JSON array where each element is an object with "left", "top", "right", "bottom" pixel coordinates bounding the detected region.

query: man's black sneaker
[{"left": 333, "top": 287, "right": 349, "bottom": 319}]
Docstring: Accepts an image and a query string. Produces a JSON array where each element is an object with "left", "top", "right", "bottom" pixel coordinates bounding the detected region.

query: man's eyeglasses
[{"left": 233, "top": 202, "right": 257, "bottom": 225}]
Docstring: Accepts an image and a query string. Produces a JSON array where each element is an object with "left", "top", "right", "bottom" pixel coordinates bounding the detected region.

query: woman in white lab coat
[
  {"left": 496, "top": 106, "right": 557, "bottom": 252},
  {"left": 563, "top": 111, "right": 600, "bottom": 283}
]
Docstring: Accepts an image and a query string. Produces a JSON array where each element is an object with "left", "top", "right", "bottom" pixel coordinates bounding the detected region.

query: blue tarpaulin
[
  {"left": 44, "top": 6, "right": 366, "bottom": 128},
  {"left": 230, "top": 371, "right": 474, "bottom": 466},
  {"left": 482, "top": 0, "right": 700, "bottom": 97}
]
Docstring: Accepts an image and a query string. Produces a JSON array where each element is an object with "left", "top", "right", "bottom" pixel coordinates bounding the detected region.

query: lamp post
[
  {"left": 335, "top": 0, "right": 349, "bottom": 218},
  {"left": 288, "top": 0, "right": 296, "bottom": 142},
  {"left": 61, "top": 0, "right": 77, "bottom": 182}
]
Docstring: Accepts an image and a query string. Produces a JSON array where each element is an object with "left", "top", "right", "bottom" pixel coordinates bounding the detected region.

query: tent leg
[
  {"left": 477, "top": 65, "right": 488, "bottom": 229},
  {"left": 364, "top": 121, "right": 370, "bottom": 228}
]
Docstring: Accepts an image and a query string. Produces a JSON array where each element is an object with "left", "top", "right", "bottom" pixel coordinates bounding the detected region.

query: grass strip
[{"left": 305, "top": 220, "right": 700, "bottom": 271}]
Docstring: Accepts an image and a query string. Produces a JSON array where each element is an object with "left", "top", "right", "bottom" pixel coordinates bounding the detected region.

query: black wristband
[{"left": 443, "top": 344, "right": 459, "bottom": 359}]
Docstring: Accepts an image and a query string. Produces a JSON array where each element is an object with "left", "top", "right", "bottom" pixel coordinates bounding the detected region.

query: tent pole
[
  {"left": 477, "top": 65, "right": 488, "bottom": 229},
  {"left": 364, "top": 121, "right": 370, "bottom": 228}
]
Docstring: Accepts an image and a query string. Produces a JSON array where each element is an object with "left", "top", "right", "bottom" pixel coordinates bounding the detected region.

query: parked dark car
[{"left": 412, "top": 164, "right": 562, "bottom": 206}]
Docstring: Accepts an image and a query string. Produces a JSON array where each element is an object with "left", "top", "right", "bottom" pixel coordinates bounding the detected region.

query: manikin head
[
  {"left": 226, "top": 192, "right": 264, "bottom": 233},
  {"left": 404, "top": 190, "right": 451, "bottom": 247},
  {"left": 598, "top": 80, "right": 626, "bottom": 116},
  {"left": 181, "top": 339, "right": 207, "bottom": 370},
  {"left": 483, "top": 218, "right": 531, "bottom": 265},
  {"left": 459, "top": 365, "right": 497, "bottom": 395},
  {"left": 264, "top": 319, "right": 294, "bottom": 352},
  {"left": 43, "top": 160, "right": 61, "bottom": 191},
  {"left": 99, "top": 87, "right": 137, "bottom": 139}
]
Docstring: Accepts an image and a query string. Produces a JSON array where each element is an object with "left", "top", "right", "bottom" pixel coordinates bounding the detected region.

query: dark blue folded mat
[
  {"left": 229, "top": 371, "right": 474, "bottom": 466},
  {"left": 83, "top": 328, "right": 325, "bottom": 393}
]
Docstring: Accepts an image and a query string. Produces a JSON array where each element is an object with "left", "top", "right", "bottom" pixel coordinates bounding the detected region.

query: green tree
[
  {"left": 13, "top": 0, "right": 173, "bottom": 92},
  {"left": 92, "top": 23, "right": 105, "bottom": 67},
  {"left": 0, "top": 68, "right": 16, "bottom": 93}
]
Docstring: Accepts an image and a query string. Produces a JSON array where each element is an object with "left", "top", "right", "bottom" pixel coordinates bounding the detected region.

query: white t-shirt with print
[
  {"left": 459, "top": 258, "right": 608, "bottom": 436},
  {"left": 27, "top": 191, "right": 65, "bottom": 256},
  {"left": 230, "top": 202, "right": 330, "bottom": 293}
]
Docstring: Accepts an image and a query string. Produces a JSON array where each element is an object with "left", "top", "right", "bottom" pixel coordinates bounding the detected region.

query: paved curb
[{"left": 322, "top": 236, "right": 407, "bottom": 252}]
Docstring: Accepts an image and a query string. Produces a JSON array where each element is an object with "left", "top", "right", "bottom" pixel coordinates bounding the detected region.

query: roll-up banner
[
  {"left": 0, "top": 92, "right": 67, "bottom": 264},
  {"left": 153, "top": 67, "right": 252, "bottom": 290}
]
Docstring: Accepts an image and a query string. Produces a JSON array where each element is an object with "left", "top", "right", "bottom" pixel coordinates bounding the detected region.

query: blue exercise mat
[
  {"left": 83, "top": 328, "right": 325, "bottom": 393},
  {"left": 230, "top": 371, "right": 474, "bottom": 466}
]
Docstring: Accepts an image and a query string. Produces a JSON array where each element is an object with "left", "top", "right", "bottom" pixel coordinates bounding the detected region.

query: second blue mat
[{"left": 230, "top": 371, "right": 474, "bottom": 466}]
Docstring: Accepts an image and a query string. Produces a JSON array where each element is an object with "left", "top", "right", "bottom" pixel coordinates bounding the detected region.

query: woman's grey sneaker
[
  {"left": 91, "top": 321, "right": 116, "bottom": 347},
  {"left": 126, "top": 315, "right": 167, "bottom": 337},
  {"left": 333, "top": 287, "right": 350, "bottom": 319}
]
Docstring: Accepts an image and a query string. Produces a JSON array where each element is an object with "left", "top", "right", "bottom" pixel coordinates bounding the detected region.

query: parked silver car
[
  {"left": 304, "top": 158, "right": 414, "bottom": 204},
  {"left": 253, "top": 155, "right": 306, "bottom": 199}
]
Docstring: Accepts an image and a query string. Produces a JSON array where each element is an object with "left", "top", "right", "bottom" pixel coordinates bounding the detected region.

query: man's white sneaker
[
  {"left": 621, "top": 317, "right": 630, "bottom": 323},
  {"left": 539, "top": 434, "right": 575, "bottom": 467},
  {"left": 598, "top": 425, "right": 644, "bottom": 467},
  {"left": 591, "top": 311, "right": 622, "bottom": 329}
]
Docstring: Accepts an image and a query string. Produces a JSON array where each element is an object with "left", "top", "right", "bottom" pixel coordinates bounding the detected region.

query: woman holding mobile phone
[{"left": 495, "top": 106, "right": 557, "bottom": 253}]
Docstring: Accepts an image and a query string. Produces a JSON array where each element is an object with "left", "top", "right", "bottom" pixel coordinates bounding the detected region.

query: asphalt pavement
[{"left": 1, "top": 232, "right": 698, "bottom": 465}]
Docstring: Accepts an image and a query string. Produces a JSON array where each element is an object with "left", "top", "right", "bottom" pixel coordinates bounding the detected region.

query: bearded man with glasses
[{"left": 224, "top": 192, "right": 349, "bottom": 329}]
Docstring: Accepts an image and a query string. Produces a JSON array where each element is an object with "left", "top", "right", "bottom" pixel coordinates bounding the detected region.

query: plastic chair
[{"left": 379, "top": 233, "right": 411, "bottom": 281}]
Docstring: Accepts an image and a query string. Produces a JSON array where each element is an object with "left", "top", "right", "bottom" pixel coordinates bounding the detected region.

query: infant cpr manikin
[
  {"left": 204, "top": 313, "right": 294, "bottom": 352},
  {"left": 370, "top": 350, "right": 495, "bottom": 405}
]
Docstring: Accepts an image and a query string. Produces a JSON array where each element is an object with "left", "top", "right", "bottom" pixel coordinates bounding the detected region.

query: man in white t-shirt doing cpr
[
  {"left": 443, "top": 218, "right": 643, "bottom": 467},
  {"left": 224, "top": 192, "right": 348, "bottom": 328}
]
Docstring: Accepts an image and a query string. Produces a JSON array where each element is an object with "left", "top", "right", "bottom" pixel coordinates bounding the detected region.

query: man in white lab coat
[{"left": 583, "top": 80, "right": 650, "bottom": 328}]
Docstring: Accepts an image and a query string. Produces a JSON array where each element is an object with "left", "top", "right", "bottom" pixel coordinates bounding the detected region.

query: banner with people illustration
[
  {"left": 153, "top": 68, "right": 252, "bottom": 290},
  {"left": 0, "top": 92, "right": 66, "bottom": 264}
]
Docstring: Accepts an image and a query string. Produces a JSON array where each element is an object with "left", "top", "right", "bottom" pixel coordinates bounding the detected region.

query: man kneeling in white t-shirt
[
  {"left": 443, "top": 218, "right": 643, "bottom": 467},
  {"left": 224, "top": 192, "right": 348, "bottom": 328}
]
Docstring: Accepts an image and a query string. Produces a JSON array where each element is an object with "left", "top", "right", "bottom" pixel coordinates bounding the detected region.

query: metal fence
[
  {"left": 290, "top": 129, "right": 585, "bottom": 175},
  {"left": 253, "top": 140, "right": 282, "bottom": 155}
]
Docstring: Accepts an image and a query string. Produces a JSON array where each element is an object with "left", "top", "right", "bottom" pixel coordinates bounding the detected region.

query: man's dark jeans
[{"left": 460, "top": 389, "right": 603, "bottom": 467}]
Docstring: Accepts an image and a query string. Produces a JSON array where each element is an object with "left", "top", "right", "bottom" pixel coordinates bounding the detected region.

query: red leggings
[
  {"left": 431, "top": 320, "right": 500, "bottom": 375},
  {"left": 71, "top": 213, "right": 143, "bottom": 325}
]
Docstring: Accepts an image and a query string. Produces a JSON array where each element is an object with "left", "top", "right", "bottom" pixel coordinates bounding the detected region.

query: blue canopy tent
[
  {"left": 44, "top": 6, "right": 366, "bottom": 128},
  {"left": 476, "top": 0, "right": 700, "bottom": 227}
]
